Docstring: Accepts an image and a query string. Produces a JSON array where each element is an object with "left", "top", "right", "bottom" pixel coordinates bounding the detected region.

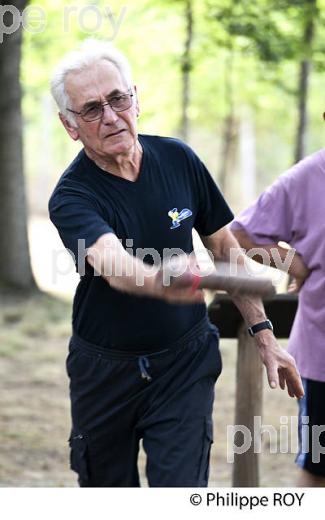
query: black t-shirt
[{"left": 49, "top": 134, "right": 233, "bottom": 350}]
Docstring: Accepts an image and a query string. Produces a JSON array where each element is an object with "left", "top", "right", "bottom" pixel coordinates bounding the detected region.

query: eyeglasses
[{"left": 67, "top": 88, "right": 134, "bottom": 122}]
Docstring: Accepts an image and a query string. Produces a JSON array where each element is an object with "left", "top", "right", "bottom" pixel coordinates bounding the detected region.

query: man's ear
[
  {"left": 59, "top": 113, "right": 80, "bottom": 141},
  {"left": 133, "top": 85, "right": 140, "bottom": 118}
]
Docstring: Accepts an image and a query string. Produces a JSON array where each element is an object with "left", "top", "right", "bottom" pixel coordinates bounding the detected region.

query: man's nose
[{"left": 101, "top": 104, "right": 119, "bottom": 124}]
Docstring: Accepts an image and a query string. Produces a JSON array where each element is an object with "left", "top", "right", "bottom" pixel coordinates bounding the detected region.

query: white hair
[{"left": 50, "top": 38, "right": 133, "bottom": 126}]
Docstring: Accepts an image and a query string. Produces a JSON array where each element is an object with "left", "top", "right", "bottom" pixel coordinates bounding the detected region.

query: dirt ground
[{"left": 0, "top": 290, "right": 299, "bottom": 487}]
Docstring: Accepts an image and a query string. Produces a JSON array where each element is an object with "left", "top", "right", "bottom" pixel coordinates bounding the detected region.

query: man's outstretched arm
[
  {"left": 86, "top": 232, "right": 205, "bottom": 305},
  {"left": 200, "top": 226, "right": 304, "bottom": 399}
]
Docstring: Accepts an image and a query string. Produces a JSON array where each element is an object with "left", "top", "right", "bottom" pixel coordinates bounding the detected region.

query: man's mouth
[{"left": 105, "top": 129, "right": 125, "bottom": 138}]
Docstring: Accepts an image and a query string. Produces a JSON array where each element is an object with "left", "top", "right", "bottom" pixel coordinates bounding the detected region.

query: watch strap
[{"left": 248, "top": 319, "right": 273, "bottom": 337}]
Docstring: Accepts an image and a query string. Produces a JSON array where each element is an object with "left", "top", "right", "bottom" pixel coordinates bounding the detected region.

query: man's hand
[
  {"left": 152, "top": 257, "right": 205, "bottom": 305},
  {"left": 287, "top": 277, "right": 305, "bottom": 294},
  {"left": 157, "top": 273, "right": 205, "bottom": 304},
  {"left": 254, "top": 330, "right": 304, "bottom": 398},
  {"left": 287, "top": 253, "right": 310, "bottom": 293}
]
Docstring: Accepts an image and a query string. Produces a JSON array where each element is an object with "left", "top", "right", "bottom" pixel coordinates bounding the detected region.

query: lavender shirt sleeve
[{"left": 230, "top": 174, "right": 295, "bottom": 245}]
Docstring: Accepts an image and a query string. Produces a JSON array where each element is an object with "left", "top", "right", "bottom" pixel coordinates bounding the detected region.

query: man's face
[{"left": 62, "top": 59, "right": 139, "bottom": 159}]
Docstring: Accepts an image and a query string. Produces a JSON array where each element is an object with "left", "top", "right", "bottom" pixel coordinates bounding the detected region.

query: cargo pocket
[
  {"left": 198, "top": 418, "right": 214, "bottom": 486},
  {"left": 68, "top": 432, "right": 90, "bottom": 483}
]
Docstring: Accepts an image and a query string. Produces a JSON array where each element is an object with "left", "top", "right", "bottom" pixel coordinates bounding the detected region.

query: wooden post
[
  {"left": 208, "top": 294, "right": 298, "bottom": 486},
  {"left": 232, "top": 323, "right": 264, "bottom": 487}
]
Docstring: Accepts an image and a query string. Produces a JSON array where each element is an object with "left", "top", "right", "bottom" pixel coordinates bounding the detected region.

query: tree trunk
[
  {"left": 294, "top": 0, "right": 316, "bottom": 163},
  {"left": 0, "top": 0, "right": 36, "bottom": 291},
  {"left": 294, "top": 61, "right": 311, "bottom": 163},
  {"left": 218, "top": 51, "right": 237, "bottom": 196},
  {"left": 179, "top": 0, "right": 193, "bottom": 142}
]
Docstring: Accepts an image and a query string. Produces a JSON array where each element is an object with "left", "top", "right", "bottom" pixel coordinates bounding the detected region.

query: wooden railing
[{"left": 208, "top": 293, "right": 298, "bottom": 487}]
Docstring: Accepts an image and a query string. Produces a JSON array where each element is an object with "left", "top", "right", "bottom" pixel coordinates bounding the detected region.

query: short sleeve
[
  {"left": 49, "top": 189, "right": 115, "bottom": 273},
  {"left": 231, "top": 175, "right": 294, "bottom": 244},
  {"left": 192, "top": 155, "right": 234, "bottom": 236}
]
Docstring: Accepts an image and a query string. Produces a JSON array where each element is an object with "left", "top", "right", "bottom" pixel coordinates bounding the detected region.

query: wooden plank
[{"left": 232, "top": 323, "right": 264, "bottom": 487}]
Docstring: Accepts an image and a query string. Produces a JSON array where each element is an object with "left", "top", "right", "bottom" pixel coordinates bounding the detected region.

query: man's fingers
[
  {"left": 266, "top": 363, "right": 279, "bottom": 389},
  {"left": 285, "top": 364, "right": 305, "bottom": 399},
  {"left": 290, "top": 375, "right": 304, "bottom": 399},
  {"left": 279, "top": 366, "right": 304, "bottom": 399},
  {"left": 287, "top": 379, "right": 300, "bottom": 398},
  {"left": 259, "top": 340, "right": 304, "bottom": 398},
  {"left": 287, "top": 283, "right": 297, "bottom": 294},
  {"left": 279, "top": 371, "right": 286, "bottom": 390},
  {"left": 285, "top": 378, "right": 296, "bottom": 398}
]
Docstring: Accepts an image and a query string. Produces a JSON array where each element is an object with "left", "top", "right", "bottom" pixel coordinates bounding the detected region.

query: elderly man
[{"left": 49, "top": 39, "right": 303, "bottom": 487}]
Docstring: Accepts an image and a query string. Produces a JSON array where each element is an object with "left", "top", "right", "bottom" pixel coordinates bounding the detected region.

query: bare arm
[
  {"left": 200, "top": 226, "right": 304, "bottom": 399},
  {"left": 86, "top": 232, "right": 205, "bottom": 305},
  {"left": 232, "top": 228, "right": 310, "bottom": 281}
]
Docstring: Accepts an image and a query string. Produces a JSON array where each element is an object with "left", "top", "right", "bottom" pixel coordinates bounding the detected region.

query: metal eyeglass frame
[{"left": 66, "top": 88, "right": 134, "bottom": 122}]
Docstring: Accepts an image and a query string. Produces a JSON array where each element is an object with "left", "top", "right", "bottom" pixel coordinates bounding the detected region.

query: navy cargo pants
[{"left": 66, "top": 316, "right": 222, "bottom": 487}]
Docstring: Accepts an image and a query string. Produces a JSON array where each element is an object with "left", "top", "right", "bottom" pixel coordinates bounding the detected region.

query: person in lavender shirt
[{"left": 231, "top": 149, "right": 325, "bottom": 487}]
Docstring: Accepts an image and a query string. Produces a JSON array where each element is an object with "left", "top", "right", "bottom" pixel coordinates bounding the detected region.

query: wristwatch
[{"left": 247, "top": 319, "right": 273, "bottom": 337}]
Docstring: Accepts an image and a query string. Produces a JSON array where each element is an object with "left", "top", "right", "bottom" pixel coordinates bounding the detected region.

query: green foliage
[
  {"left": 209, "top": 1, "right": 317, "bottom": 56},
  {"left": 20, "top": 0, "right": 325, "bottom": 208}
]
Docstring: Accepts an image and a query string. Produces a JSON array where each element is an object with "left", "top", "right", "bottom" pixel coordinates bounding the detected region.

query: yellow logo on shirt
[{"left": 168, "top": 208, "right": 193, "bottom": 229}]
